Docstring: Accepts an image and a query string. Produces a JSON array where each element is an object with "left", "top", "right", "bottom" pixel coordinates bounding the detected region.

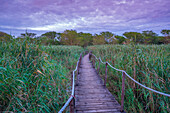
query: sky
[{"left": 0, "top": 0, "right": 170, "bottom": 37}]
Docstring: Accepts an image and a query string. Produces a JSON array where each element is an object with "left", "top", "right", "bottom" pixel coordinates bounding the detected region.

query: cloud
[{"left": 0, "top": 0, "right": 170, "bottom": 36}]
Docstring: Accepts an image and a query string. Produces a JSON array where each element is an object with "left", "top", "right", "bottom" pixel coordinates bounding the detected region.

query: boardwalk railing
[
  {"left": 58, "top": 51, "right": 87, "bottom": 113},
  {"left": 89, "top": 52, "right": 170, "bottom": 112}
]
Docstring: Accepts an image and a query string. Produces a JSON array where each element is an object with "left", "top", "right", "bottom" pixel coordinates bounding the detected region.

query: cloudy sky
[{"left": 0, "top": 0, "right": 170, "bottom": 36}]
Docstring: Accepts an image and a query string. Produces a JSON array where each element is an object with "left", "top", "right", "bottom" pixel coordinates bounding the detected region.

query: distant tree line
[{"left": 0, "top": 29, "right": 169, "bottom": 46}]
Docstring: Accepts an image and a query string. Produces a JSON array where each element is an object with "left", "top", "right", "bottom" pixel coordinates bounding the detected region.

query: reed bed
[
  {"left": 0, "top": 38, "right": 83, "bottom": 112},
  {"left": 88, "top": 44, "right": 170, "bottom": 113}
]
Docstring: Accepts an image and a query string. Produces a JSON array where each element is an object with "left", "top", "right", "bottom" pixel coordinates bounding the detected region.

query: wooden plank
[
  {"left": 75, "top": 98, "right": 117, "bottom": 102},
  {"left": 75, "top": 95, "right": 113, "bottom": 99},
  {"left": 75, "top": 101, "right": 119, "bottom": 106},
  {"left": 76, "top": 104, "right": 121, "bottom": 108},
  {"left": 76, "top": 109, "right": 120, "bottom": 112},
  {"left": 75, "top": 54, "right": 122, "bottom": 113},
  {"left": 76, "top": 106, "right": 121, "bottom": 110}
]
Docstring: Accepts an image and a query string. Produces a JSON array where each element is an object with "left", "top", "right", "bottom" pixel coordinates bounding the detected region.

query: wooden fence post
[
  {"left": 121, "top": 72, "right": 126, "bottom": 112},
  {"left": 77, "top": 54, "right": 82, "bottom": 75},
  {"left": 93, "top": 57, "right": 95, "bottom": 68},
  {"left": 76, "top": 54, "right": 82, "bottom": 85},
  {"left": 89, "top": 52, "right": 92, "bottom": 60},
  {"left": 77, "top": 59, "right": 80, "bottom": 76},
  {"left": 97, "top": 59, "right": 100, "bottom": 74},
  {"left": 69, "top": 73, "right": 74, "bottom": 113},
  {"left": 69, "top": 99, "right": 74, "bottom": 113},
  {"left": 104, "top": 62, "right": 108, "bottom": 86}
]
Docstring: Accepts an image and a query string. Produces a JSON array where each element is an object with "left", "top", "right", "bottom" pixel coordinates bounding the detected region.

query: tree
[
  {"left": 92, "top": 34, "right": 105, "bottom": 45},
  {"left": 161, "top": 29, "right": 170, "bottom": 36},
  {"left": 60, "top": 30, "right": 79, "bottom": 45},
  {"left": 21, "top": 31, "right": 36, "bottom": 38},
  {"left": 115, "top": 35, "right": 126, "bottom": 44},
  {"left": 0, "top": 31, "right": 12, "bottom": 42},
  {"left": 142, "top": 30, "right": 158, "bottom": 44},
  {"left": 161, "top": 29, "right": 170, "bottom": 44},
  {"left": 41, "top": 31, "right": 57, "bottom": 39},
  {"left": 78, "top": 32, "right": 93, "bottom": 47},
  {"left": 123, "top": 32, "right": 143, "bottom": 44},
  {"left": 100, "top": 31, "right": 114, "bottom": 44},
  {"left": 38, "top": 36, "right": 60, "bottom": 45}
]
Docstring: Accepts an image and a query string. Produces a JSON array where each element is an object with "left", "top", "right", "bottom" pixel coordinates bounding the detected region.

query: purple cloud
[{"left": 0, "top": 0, "right": 170, "bottom": 36}]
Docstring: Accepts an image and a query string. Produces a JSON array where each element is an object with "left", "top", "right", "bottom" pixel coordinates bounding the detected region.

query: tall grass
[
  {"left": 0, "top": 37, "right": 83, "bottom": 112},
  {"left": 88, "top": 44, "right": 170, "bottom": 113}
]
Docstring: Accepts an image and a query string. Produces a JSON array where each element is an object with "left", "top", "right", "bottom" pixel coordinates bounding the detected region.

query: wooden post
[
  {"left": 69, "top": 73, "right": 74, "bottom": 113},
  {"left": 121, "top": 72, "right": 126, "bottom": 112},
  {"left": 89, "top": 52, "right": 92, "bottom": 60},
  {"left": 91, "top": 57, "right": 93, "bottom": 66},
  {"left": 77, "top": 59, "right": 80, "bottom": 76},
  {"left": 77, "top": 54, "right": 82, "bottom": 75},
  {"left": 97, "top": 59, "right": 100, "bottom": 74},
  {"left": 104, "top": 62, "right": 108, "bottom": 86},
  {"left": 73, "top": 88, "right": 75, "bottom": 111},
  {"left": 76, "top": 54, "right": 82, "bottom": 85},
  {"left": 93, "top": 57, "right": 95, "bottom": 68},
  {"left": 69, "top": 99, "right": 74, "bottom": 113}
]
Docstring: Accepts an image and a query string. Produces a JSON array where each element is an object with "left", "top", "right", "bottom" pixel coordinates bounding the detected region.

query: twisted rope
[
  {"left": 91, "top": 54, "right": 170, "bottom": 97},
  {"left": 59, "top": 53, "right": 82, "bottom": 113}
]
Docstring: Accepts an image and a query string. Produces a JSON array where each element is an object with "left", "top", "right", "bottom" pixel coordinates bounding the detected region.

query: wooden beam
[
  {"left": 104, "top": 62, "right": 108, "bottom": 86},
  {"left": 121, "top": 72, "right": 126, "bottom": 112}
]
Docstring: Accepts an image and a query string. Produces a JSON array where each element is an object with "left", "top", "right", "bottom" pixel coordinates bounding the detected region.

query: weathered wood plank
[
  {"left": 76, "top": 109, "right": 121, "bottom": 113},
  {"left": 75, "top": 54, "right": 122, "bottom": 113},
  {"left": 75, "top": 101, "right": 119, "bottom": 105}
]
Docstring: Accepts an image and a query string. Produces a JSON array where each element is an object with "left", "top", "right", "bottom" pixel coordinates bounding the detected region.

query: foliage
[
  {"left": 61, "top": 30, "right": 79, "bottom": 45},
  {"left": 115, "top": 35, "right": 126, "bottom": 44},
  {"left": 88, "top": 44, "right": 170, "bottom": 113},
  {"left": 142, "top": 30, "right": 163, "bottom": 44},
  {"left": 161, "top": 29, "right": 170, "bottom": 36},
  {"left": 100, "top": 31, "right": 114, "bottom": 44},
  {"left": 0, "top": 31, "right": 12, "bottom": 42},
  {"left": 0, "top": 29, "right": 170, "bottom": 47},
  {"left": 37, "top": 36, "right": 60, "bottom": 45},
  {"left": 93, "top": 34, "right": 105, "bottom": 45},
  {"left": 41, "top": 31, "right": 60, "bottom": 40},
  {"left": 0, "top": 39, "right": 83, "bottom": 112},
  {"left": 123, "top": 32, "right": 144, "bottom": 44},
  {"left": 78, "top": 32, "right": 93, "bottom": 47},
  {"left": 21, "top": 31, "right": 36, "bottom": 38},
  {"left": 161, "top": 29, "right": 170, "bottom": 44}
]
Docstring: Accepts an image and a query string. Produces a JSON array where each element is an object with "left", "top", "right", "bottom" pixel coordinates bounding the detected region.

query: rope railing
[
  {"left": 89, "top": 52, "right": 170, "bottom": 111},
  {"left": 59, "top": 51, "right": 169, "bottom": 112},
  {"left": 58, "top": 52, "right": 84, "bottom": 113}
]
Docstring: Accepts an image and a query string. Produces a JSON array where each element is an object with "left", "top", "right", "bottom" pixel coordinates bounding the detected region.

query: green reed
[
  {"left": 0, "top": 38, "right": 83, "bottom": 112},
  {"left": 88, "top": 44, "right": 170, "bottom": 113}
]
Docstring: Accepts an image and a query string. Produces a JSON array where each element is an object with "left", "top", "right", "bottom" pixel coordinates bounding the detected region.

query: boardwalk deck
[{"left": 75, "top": 54, "right": 122, "bottom": 113}]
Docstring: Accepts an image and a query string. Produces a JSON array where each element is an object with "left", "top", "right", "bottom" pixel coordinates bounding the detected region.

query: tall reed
[
  {"left": 88, "top": 44, "right": 170, "bottom": 113},
  {"left": 0, "top": 38, "right": 83, "bottom": 112}
]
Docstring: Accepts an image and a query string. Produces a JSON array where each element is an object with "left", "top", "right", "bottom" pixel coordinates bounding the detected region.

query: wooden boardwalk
[{"left": 75, "top": 54, "right": 122, "bottom": 113}]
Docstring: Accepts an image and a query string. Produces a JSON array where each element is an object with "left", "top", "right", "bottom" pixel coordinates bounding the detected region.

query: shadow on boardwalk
[{"left": 75, "top": 54, "right": 122, "bottom": 113}]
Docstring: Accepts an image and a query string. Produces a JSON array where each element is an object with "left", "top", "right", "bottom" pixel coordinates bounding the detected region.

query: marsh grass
[
  {"left": 0, "top": 37, "right": 83, "bottom": 112},
  {"left": 88, "top": 44, "right": 170, "bottom": 113}
]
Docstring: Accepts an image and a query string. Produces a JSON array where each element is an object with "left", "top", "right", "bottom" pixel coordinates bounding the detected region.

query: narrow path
[{"left": 75, "top": 54, "right": 121, "bottom": 113}]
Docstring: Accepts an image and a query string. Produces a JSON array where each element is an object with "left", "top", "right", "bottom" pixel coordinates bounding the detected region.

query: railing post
[
  {"left": 104, "top": 62, "right": 108, "bottom": 86},
  {"left": 69, "top": 73, "right": 74, "bottom": 113},
  {"left": 93, "top": 57, "right": 95, "bottom": 68},
  {"left": 77, "top": 59, "right": 80, "bottom": 76},
  {"left": 77, "top": 54, "right": 82, "bottom": 75},
  {"left": 69, "top": 99, "right": 74, "bottom": 113},
  {"left": 89, "top": 51, "right": 92, "bottom": 60},
  {"left": 97, "top": 59, "right": 100, "bottom": 74},
  {"left": 121, "top": 72, "right": 126, "bottom": 112},
  {"left": 76, "top": 54, "right": 82, "bottom": 85},
  {"left": 92, "top": 56, "right": 94, "bottom": 67}
]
